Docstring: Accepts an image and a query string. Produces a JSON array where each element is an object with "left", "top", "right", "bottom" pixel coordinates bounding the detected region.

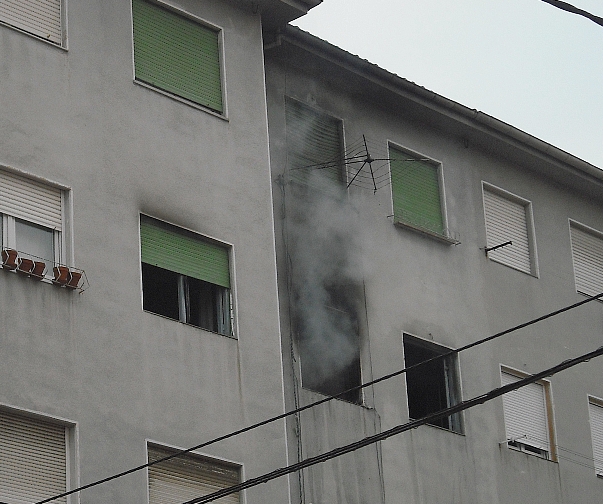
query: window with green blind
[
  {"left": 140, "top": 216, "right": 232, "bottom": 336},
  {"left": 132, "top": 0, "right": 223, "bottom": 113},
  {"left": 285, "top": 98, "right": 344, "bottom": 187},
  {"left": 389, "top": 145, "right": 446, "bottom": 237}
]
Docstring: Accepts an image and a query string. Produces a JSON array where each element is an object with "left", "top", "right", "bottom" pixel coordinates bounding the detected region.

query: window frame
[
  {"left": 388, "top": 143, "right": 456, "bottom": 244},
  {"left": 482, "top": 182, "right": 539, "bottom": 277},
  {"left": 0, "top": 404, "right": 78, "bottom": 504},
  {"left": 588, "top": 395, "right": 603, "bottom": 477},
  {"left": 146, "top": 441, "right": 241, "bottom": 504},
  {"left": 284, "top": 97, "right": 345, "bottom": 190},
  {"left": 402, "top": 333, "right": 463, "bottom": 434},
  {"left": 568, "top": 219, "right": 603, "bottom": 299},
  {"left": 297, "top": 282, "right": 364, "bottom": 405},
  {"left": 500, "top": 366, "right": 557, "bottom": 461},
  {"left": 0, "top": 166, "right": 71, "bottom": 276},
  {"left": 131, "top": 0, "right": 227, "bottom": 116},
  {"left": 0, "top": 0, "right": 67, "bottom": 48},
  {"left": 139, "top": 215, "right": 235, "bottom": 338}
]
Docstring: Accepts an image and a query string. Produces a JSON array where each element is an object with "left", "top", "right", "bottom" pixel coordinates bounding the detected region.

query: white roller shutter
[
  {"left": 483, "top": 188, "right": 531, "bottom": 274},
  {"left": 501, "top": 371, "right": 550, "bottom": 452},
  {"left": 0, "top": 409, "right": 67, "bottom": 504},
  {"left": 569, "top": 224, "right": 603, "bottom": 297},
  {"left": 148, "top": 445, "right": 239, "bottom": 504},
  {"left": 0, "top": 169, "right": 62, "bottom": 231},
  {"left": 589, "top": 400, "right": 603, "bottom": 476},
  {"left": 0, "top": 0, "right": 62, "bottom": 45}
]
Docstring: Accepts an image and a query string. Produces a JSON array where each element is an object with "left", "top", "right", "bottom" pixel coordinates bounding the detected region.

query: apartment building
[
  {"left": 265, "top": 25, "right": 603, "bottom": 504},
  {"left": 0, "top": 1, "right": 319, "bottom": 503},
  {"left": 2, "top": 2, "right": 603, "bottom": 504}
]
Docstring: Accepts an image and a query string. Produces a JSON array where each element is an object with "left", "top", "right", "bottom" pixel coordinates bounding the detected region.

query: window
[
  {"left": 389, "top": 145, "right": 453, "bottom": 241},
  {"left": 285, "top": 98, "right": 344, "bottom": 187},
  {"left": 0, "top": 168, "right": 65, "bottom": 272},
  {"left": 132, "top": 0, "right": 223, "bottom": 113},
  {"left": 402, "top": 334, "right": 462, "bottom": 432},
  {"left": 588, "top": 397, "right": 603, "bottom": 477},
  {"left": 0, "top": 0, "right": 64, "bottom": 46},
  {"left": 148, "top": 444, "right": 240, "bottom": 504},
  {"left": 483, "top": 183, "right": 538, "bottom": 276},
  {"left": 501, "top": 368, "right": 555, "bottom": 460},
  {"left": 569, "top": 221, "right": 603, "bottom": 297},
  {"left": 298, "top": 283, "right": 362, "bottom": 404},
  {"left": 0, "top": 408, "right": 74, "bottom": 504},
  {"left": 140, "top": 216, "right": 232, "bottom": 336}
]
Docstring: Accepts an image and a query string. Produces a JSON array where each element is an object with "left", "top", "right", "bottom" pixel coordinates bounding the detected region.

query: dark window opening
[
  {"left": 142, "top": 263, "right": 231, "bottom": 335},
  {"left": 403, "top": 335, "right": 461, "bottom": 432},
  {"left": 297, "top": 284, "right": 362, "bottom": 404}
]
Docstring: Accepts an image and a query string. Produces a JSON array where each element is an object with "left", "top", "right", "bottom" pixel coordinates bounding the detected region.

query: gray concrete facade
[
  {"left": 2, "top": 2, "right": 603, "bottom": 504},
  {"left": 0, "top": 1, "right": 317, "bottom": 503},
  {"left": 265, "top": 25, "right": 603, "bottom": 504}
]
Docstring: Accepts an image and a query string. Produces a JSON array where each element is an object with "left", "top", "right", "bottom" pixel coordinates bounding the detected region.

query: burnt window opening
[
  {"left": 297, "top": 284, "right": 362, "bottom": 404},
  {"left": 403, "top": 334, "right": 462, "bottom": 433}
]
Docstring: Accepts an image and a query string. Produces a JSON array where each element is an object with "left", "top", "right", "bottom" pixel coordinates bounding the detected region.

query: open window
[
  {"left": 132, "top": 0, "right": 224, "bottom": 113},
  {"left": 140, "top": 216, "right": 233, "bottom": 336},
  {"left": 297, "top": 283, "right": 362, "bottom": 404},
  {"left": 501, "top": 368, "right": 556, "bottom": 460},
  {"left": 403, "top": 334, "right": 462, "bottom": 433},
  {"left": 147, "top": 443, "right": 240, "bottom": 504}
]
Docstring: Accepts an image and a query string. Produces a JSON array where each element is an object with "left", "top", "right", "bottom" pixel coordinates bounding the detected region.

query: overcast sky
[{"left": 293, "top": 0, "right": 603, "bottom": 168}]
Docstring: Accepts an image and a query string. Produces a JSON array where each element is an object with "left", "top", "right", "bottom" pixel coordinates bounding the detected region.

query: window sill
[
  {"left": 576, "top": 290, "right": 603, "bottom": 302},
  {"left": 394, "top": 220, "right": 460, "bottom": 245},
  {"left": 0, "top": 21, "right": 67, "bottom": 50},
  {"left": 486, "top": 256, "right": 539, "bottom": 278},
  {"left": 410, "top": 418, "right": 464, "bottom": 436},
  {"left": 142, "top": 309, "right": 237, "bottom": 340},
  {"left": 506, "top": 442, "right": 554, "bottom": 462},
  {"left": 1, "top": 259, "right": 86, "bottom": 292},
  {"left": 134, "top": 80, "right": 227, "bottom": 120},
  {"left": 301, "top": 386, "right": 365, "bottom": 407}
]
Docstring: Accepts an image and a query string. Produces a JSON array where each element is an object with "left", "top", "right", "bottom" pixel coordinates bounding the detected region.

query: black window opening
[
  {"left": 142, "top": 263, "right": 230, "bottom": 334},
  {"left": 140, "top": 216, "right": 232, "bottom": 336},
  {"left": 297, "top": 284, "right": 362, "bottom": 405},
  {"left": 403, "top": 335, "right": 462, "bottom": 433}
]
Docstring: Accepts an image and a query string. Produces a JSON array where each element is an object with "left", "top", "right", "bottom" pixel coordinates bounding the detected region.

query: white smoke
[{"left": 287, "top": 169, "right": 375, "bottom": 398}]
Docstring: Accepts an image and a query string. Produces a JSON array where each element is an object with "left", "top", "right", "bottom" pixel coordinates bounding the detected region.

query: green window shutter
[
  {"left": 141, "top": 217, "right": 230, "bottom": 288},
  {"left": 285, "top": 98, "right": 343, "bottom": 186},
  {"left": 132, "top": 0, "right": 223, "bottom": 113},
  {"left": 389, "top": 146, "right": 443, "bottom": 235}
]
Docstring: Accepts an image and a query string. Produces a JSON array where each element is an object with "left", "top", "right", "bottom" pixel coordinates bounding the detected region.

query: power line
[
  {"left": 541, "top": 0, "right": 603, "bottom": 27},
  {"left": 182, "top": 344, "right": 603, "bottom": 504},
  {"left": 34, "top": 290, "right": 603, "bottom": 504}
]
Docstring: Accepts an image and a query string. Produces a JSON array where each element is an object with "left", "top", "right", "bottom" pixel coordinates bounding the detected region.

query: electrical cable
[
  {"left": 181, "top": 344, "right": 603, "bottom": 504},
  {"left": 33, "top": 290, "right": 603, "bottom": 504},
  {"left": 541, "top": 0, "right": 603, "bottom": 27}
]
